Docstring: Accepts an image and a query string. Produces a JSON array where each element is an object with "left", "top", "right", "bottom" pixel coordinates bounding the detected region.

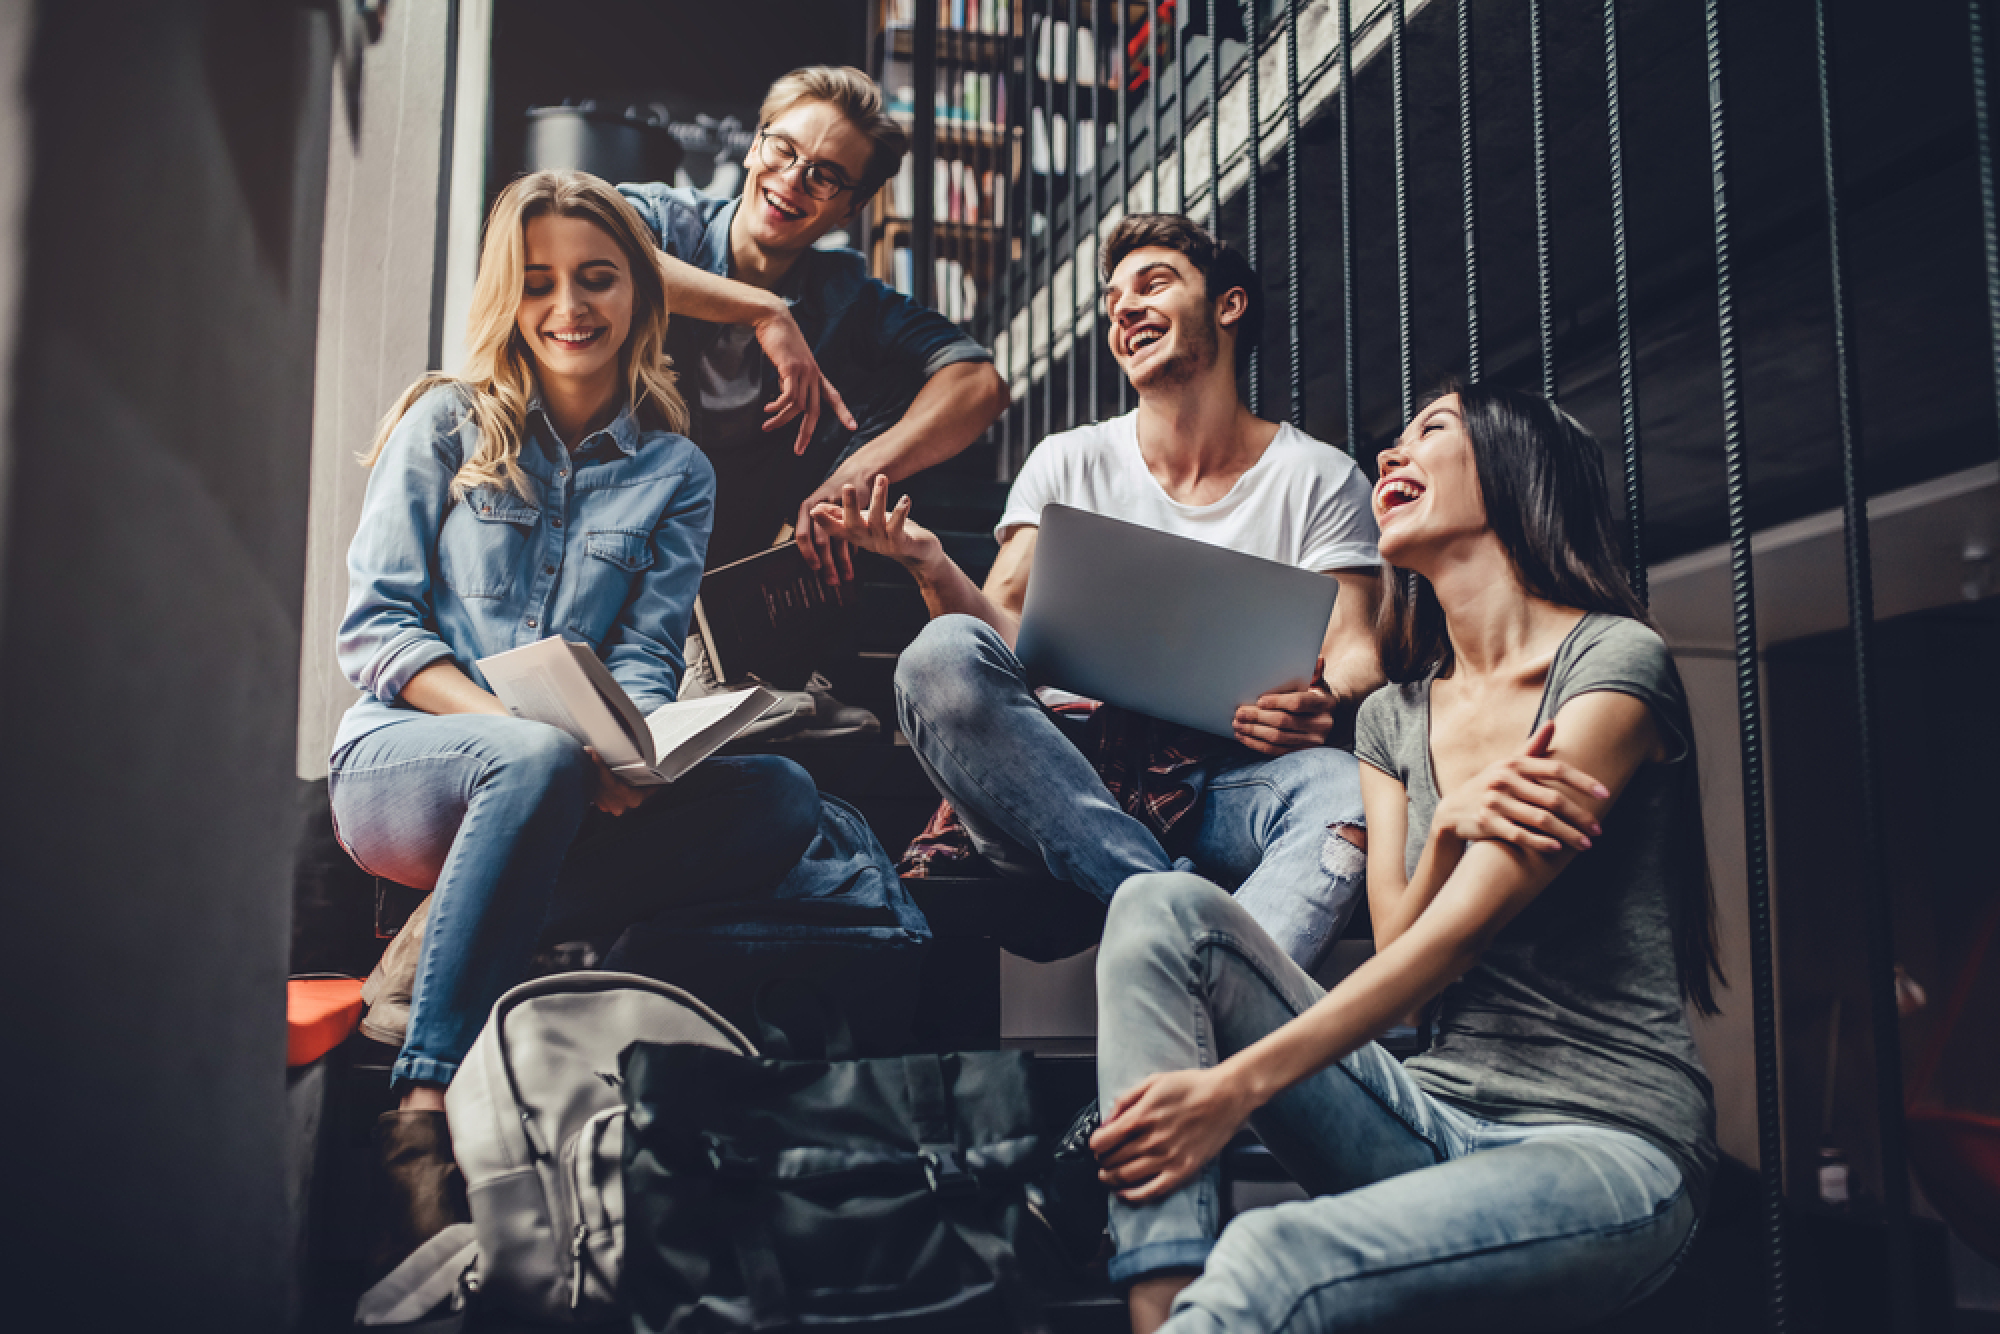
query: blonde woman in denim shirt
[{"left": 329, "top": 171, "right": 820, "bottom": 1275}]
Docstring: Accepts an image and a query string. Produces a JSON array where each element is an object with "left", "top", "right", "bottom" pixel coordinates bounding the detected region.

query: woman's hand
[
  {"left": 583, "top": 748, "right": 651, "bottom": 817},
  {"left": 752, "top": 306, "right": 857, "bottom": 455},
  {"left": 1088, "top": 1067, "right": 1259, "bottom": 1204},
  {"left": 809, "top": 475, "right": 944, "bottom": 572},
  {"left": 1432, "top": 720, "right": 1609, "bottom": 856}
]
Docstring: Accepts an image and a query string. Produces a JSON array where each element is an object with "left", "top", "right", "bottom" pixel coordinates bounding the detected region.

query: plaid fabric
[{"left": 898, "top": 702, "right": 1238, "bottom": 877}]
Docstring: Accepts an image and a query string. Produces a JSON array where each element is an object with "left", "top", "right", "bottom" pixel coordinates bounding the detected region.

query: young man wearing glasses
[{"left": 619, "top": 66, "right": 1008, "bottom": 581}]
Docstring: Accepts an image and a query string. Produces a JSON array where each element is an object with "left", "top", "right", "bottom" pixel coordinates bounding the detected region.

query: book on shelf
[
  {"left": 478, "top": 637, "right": 772, "bottom": 786},
  {"left": 692, "top": 540, "right": 852, "bottom": 691}
]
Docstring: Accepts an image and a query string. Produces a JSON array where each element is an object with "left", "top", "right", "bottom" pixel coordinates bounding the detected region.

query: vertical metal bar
[
  {"left": 1816, "top": 4, "right": 1914, "bottom": 1329},
  {"left": 1089, "top": 0, "right": 1103, "bottom": 421},
  {"left": 1339, "top": 0, "right": 1357, "bottom": 456},
  {"left": 1068, "top": 0, "right": 1081, "bottom": 431},
  {"left": 1458, "top": 0, "right": 1480, "bottom": 383},
  {"left": 1119, "top": 0, "right": 1131, "bottom": 413},
  {"left": 1149, "top": 0, "right": 1162, "bottom": 213},
  {"left": 1604, "top": 0, "right": 1643, "bottom": 600},
  {"left": 915, "top": 0, "right": 939, "bottom": 309},
  {"left": 1706, "top": 2, "right": 1789, "bottom": 1327},
  {"left": 1207, "top": 0, "right": 1221, "bottom": 229},
  {"left": 1040, "top": 2, "right": 1055, "bottom": 454},
  {"left": 1244, "top": 0, "right": 1262, "bottom": 416},
  {"left": 1529, "top": 0, "right": 1554, "bottom": 400},
  {"left": 1014, "top": 0, "right": 1033, "bottom": 471},
  {"left": 1285, "top": 0, "right": 1303, "bottom": 426},
  {"left": 1176, "top": 0, "right": 1187, "bottom": 212},
  {"left": 1392, "top": 0, "right": 1411, "bottom": 422},
  {"left": 1974, "top": 0, "right": 2000, "bottom": 457}
]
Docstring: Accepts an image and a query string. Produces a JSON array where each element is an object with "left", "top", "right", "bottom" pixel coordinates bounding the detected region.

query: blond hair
[
  {"left": 362, "top": 170, "right": 689, "bottom": 502},
  {"left": 759, "top": 66, "right": 909, "bottom": 198}
]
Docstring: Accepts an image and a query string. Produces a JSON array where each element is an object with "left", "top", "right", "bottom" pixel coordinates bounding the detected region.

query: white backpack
[{"left": 356, "top": 971, "right": 756, "bottom": 1327}]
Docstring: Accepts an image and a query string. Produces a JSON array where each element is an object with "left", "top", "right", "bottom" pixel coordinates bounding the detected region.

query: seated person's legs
[
  {"left": 1098, "top": 873, "right": 1693, "bottom": 1334},
  {"left": 894, "top": 613, "right": 1173, "bottom": 897},
  {"left": 1186, "top": 746, "right": 1369, "bottom": 970}
]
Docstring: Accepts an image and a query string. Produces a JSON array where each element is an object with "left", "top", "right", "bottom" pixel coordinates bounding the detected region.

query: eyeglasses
[{"left": 754, "top": 130, "right": 857, "bottom": 202}]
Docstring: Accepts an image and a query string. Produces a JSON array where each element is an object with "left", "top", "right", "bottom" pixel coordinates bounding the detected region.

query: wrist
[{"left": 902, "top": 535, "right": 947, "bottom": 578}]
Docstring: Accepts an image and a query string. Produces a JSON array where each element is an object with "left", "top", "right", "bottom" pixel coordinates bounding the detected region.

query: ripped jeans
[{"left": 895, "top": 616, "right": 1366, "bottom": 969}]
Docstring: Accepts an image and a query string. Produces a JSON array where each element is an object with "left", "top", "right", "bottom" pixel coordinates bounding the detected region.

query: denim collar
[{"left": 526, "top": 391, "right": 642, "bottom": 460}]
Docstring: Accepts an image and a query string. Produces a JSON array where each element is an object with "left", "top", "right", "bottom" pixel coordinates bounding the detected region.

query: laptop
[{"left": 1014, "top": 503, "right": 1338, "bottom": 739}]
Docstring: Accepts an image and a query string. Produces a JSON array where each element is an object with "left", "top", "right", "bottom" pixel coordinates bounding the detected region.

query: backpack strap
[{"left": 354, "top": 1223, "right": 479, "bottom": 1328}]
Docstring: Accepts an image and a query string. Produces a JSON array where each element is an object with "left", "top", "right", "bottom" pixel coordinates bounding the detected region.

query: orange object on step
[{"left": 287, "top": 977, "right": 365, "bottom": 1067}]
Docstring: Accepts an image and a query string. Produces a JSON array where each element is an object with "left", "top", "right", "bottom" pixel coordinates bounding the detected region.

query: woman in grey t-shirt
[{"left": 1088, "top": 384, "right": 1722, "bottom": 1333}]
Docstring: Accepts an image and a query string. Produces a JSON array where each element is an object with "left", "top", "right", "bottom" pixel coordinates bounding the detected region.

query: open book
[{"left": 477, "top": 637, "right": 773, "bottom": 786}]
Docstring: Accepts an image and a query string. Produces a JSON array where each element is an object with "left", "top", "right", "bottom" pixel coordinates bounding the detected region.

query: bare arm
[
  {"left": 1092, "top": 691, "right": 1659, "bottom": 1201},
  {"left": 1317, "top": 568, "right": 1384, "bottom": 706}
]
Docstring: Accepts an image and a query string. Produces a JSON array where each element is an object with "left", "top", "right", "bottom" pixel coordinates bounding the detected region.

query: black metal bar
[
  {"left": 1089, "top": 0, "right": 1103, "bottom": 421},
  {"left": 1816, "top": 3, "right": 1915, "bottom": 1329},
  {"left": 1706, "top": 2, "right": 1789, "bottom": 1327},
  {"left": 1604, "top": 0, "right": 1643, "bottom": 601},
  {"left": 1150, "top": 0, "right": 1162, "bottom": 212},
  {"left": 1975, "top": 0, "right": 2000, "bottom": 459},
  {"left": 1244, "top": 0, "right": 1261, "bottom": 416},
  {"left": 1392, "top": 0, "right": 1411, "bottom": 421},
  {"left": 1068, "top": 0, "right": 1080, "bottom": 430},
  {"left": 1339, "top": 0, "right": 1357, "bottom": 456},
  {"left": 914, "top": 0, "right": 939, "bottom": 309},
  {"left": 1458, "top": 0, "right": 1479, "bottom": 383},
  {"left": 1176, "top": 0, "right": 1187, "bottom": 212},
  {"left": 1285, "top": 0, "right": 1303, "bottom": 426},
  {"left": 1207, "top": 0, "right": 1221, "bottom": 229},
  {"left": 1529, "top": 0, "right": 1553, "bottom": 400},
  {"left": 1040, "top": 2, "right": 1055, "bottom": 455},
  {"left": 1119, "top": 0, "right": 1132, "bottom": 414}
]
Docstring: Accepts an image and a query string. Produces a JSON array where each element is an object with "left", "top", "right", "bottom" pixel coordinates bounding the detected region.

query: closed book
[{"left": 692, "top": 542, "right": 853, "bottom": 690}]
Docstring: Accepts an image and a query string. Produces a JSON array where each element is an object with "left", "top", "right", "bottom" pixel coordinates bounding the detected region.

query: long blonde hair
[{"left": 362, "top": 170, "right": 689, "bottom": 501}]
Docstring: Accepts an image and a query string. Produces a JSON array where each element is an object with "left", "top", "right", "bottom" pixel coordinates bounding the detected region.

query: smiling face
[
  {"left": 515, "top": 211, "right": 634, "bottom": 401},
  {"left": 1103, "top": 245, "right": 1241, "bottom": 393},
  {"left": 739, "top": 100, "right": 872, "bottom": 256},
  {"left": 1373, "top": 393, "right": 1492, "bottom": 566}
]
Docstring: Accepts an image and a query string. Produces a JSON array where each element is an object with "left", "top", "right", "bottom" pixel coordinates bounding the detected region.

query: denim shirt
[
  {"left": 615, "top": 184, "right": 992, "bottom": 463},
  {"left": 332, "top": 384, "right": 715, "bottom": 759}
]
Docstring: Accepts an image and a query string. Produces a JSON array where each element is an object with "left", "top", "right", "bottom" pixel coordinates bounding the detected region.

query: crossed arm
[{"left": 1087, "top": 690, "right": 1662, "bottom": 1202}]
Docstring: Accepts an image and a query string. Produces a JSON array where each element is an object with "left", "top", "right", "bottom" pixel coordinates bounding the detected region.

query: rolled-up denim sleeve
[
  {"left": 860, "top": 275, "right": 994, "bottom": 378},
  {"left": 601, "top": 443, "right": 716, "bottom": 715},
  {"left": 336, "top": 389, "right": 465, "bottom": 703}
]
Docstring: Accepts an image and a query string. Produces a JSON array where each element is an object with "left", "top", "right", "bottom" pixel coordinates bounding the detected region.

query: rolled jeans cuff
[
  {"left": 1108, "top": 1237, "right": 1216, "bottom": 1287},
  {"left": 391, "top": 1053, "right": 459, "bottom": 1089}
]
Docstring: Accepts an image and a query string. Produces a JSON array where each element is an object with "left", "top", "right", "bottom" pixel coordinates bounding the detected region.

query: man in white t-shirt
[{"left": 813, "top": 214, "right": 1381, "bottom": 967}]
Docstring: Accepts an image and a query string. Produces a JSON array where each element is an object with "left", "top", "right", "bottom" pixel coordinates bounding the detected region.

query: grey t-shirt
[{"left": 1354, "top": 613, "right": 1717, "bottom": 1204}]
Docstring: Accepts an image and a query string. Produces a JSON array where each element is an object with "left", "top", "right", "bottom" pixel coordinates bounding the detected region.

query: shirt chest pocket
[
  {"left": 562, "top": 528, "right": 656, "bottom": 643},
  {"left": 437, "top": 492, "right": 540, "bottom": 600}
]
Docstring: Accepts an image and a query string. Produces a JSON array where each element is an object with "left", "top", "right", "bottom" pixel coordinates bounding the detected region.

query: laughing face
[
  {"left": 739, "top": 100, "right": 873, "bottom": 256},
  {"left": 516, "top": 212, "right": 634, "bottom": 400},
  {"left": 1103, "top": 246, "right": 1236, "bottom": 392},
  {"left": 1373, "top": 393, "right": 1489, "bottom": 564}
]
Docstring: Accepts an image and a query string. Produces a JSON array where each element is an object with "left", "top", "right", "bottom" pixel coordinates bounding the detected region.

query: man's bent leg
[
  {"left": 895, "top": 615, "right": 1172, "bottom": 900},
  {"left": 1187, "top": 747, "right": 1368, "bottom": 970}
]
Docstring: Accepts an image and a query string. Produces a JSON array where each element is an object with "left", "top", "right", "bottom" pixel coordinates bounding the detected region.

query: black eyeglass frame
[{"left": 753, "top": 129, "right": 860, "bottom": 202}]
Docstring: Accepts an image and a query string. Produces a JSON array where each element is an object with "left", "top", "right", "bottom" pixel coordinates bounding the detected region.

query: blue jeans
[
  {"left": 1098, "top": 873, "right": 1697, "bottom": 1332},
  {"left": 328, "top": 714, "right": 819, "bottom": 1087},
  {"left": 894, "top": 616, "right": 1366, "bottom": 968}
]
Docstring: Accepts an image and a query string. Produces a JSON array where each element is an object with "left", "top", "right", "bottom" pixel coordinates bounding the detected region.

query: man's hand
[
  {"left": 1430, "top": 720, "right": 1608, "bottom": 857},
  {"left": 1088, "top": 1067, "right": 1258, "bottom": 1204},
  {"left": 583, "top": 748, "right": 652, "bottom": 817},
  {"left": 1234, "top": 656, "right": 1339, "bottom": 756},
  {"left": 810, "top": 475, "right": 943, "bottom": 572},
  {"left": 751, "top": 305, "right": 857, "bottom": 455}
]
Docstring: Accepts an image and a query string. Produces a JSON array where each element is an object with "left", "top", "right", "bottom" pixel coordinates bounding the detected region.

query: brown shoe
[
  {"left": 368, "top": 1109, "right": 471, "bottom": 1280},
  {"left": 359, "top": 892, "right": 432, "bottom": 1048}
]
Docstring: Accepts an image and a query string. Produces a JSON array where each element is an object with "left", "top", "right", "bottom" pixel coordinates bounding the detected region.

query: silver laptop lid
[{"left": 1015, "top": 503, "right": 1336, "bottom": 738}]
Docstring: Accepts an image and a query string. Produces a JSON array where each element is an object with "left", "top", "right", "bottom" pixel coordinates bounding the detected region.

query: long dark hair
[{"left": 1378, "top": 380, "right": 1723, "bottom": 1014}]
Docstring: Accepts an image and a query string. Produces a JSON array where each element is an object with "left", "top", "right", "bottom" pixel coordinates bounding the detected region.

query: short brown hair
[
  {"left": 1101, "top": 213, "right": 1263, "bottom": 375},
  {"left": 759, "top": 66, "right": 910, "bottom": 199}
]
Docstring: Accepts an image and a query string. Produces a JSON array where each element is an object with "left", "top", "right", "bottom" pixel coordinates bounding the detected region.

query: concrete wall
[
  {"left": 0, "top": 2, "right": 333, "bottom": 1328},
  {"left": 297, "top": 1, "right": 467, "bottom": 778}
]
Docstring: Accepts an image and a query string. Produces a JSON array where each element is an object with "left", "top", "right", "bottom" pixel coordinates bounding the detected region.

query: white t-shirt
[{"left": 995, "top": 410, "right": 1381, "bottom": 572}]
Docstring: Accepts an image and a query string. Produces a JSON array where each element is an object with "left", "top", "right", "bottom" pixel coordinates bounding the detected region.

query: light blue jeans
[
  {"left": 894, "top": 616, "right": 1366, "bottom": 968},
  {"left": 1098, "top": 873, "right": 1698, "bottom": 1332},
  {"left": 328, "top": 714, "right": 820, "bottom": 1087}
]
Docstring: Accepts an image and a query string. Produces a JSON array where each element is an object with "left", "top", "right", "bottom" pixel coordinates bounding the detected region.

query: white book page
[
  {"left": 641, "top": 688, "right": 774, "bottom": 784},
  {"left": 477, "top": 638, "right": 646, "bottom": 771}
]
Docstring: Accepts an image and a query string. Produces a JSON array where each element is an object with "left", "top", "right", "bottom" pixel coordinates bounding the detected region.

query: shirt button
[
  {"left": 544, "top": 564, "right": 556, "bottom": 575},
  {"left": 526, "top": 617, "right": 538, "bottom": 628},
  {"left": 558, "top": 469, "right": 568, "bottom": 480},
  {"left": 553, "top": 517, "right": 564, "bottom": 529}
]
